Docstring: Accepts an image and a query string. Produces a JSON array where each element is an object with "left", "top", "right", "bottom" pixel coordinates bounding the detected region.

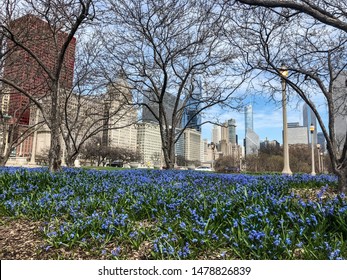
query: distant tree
[
  {"left": 289, "top": 144, "right": 311, "bottom": 173},
  {"left": 81, "top": 137, "right": 141, "bottom": 166},
  {"left": 108, "top": 147, "right": 141, "bottom": 163},
  {"left": 244, "top": 144, "right": 314, "bottom": 173},
  {"left": 80, "top": 138, "right": 109, "bottom": 166},
  {"left": 215, "top": 155, "right": 239, "bottom": 173},
  {"left": 101, "top": 0, "right": 245, "bottom": 169},
  {"left": 176, "top": 155, "right": 188, "bottom": 167}
]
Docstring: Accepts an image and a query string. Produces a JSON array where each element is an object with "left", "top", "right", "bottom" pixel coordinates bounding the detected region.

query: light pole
[
  {"left": 18, "top": 132, "right": 23, "bottom": 157},
  {"left": 310, "top": 124, "right": 316, "bottom": 176},
  {"left": 29, "top": 107, "right": 40, "bottom": 165},
  {"left": 320, "top": 152, "right": 324, "bottom": 173},
  {"left": 317, "top": 144, "right": 321, "bottom": 173},
  {"left": 280, "top": 64, "right": 292, "bottom": 175},
  {"left": 2, "top": 114, "right": 11, "bottom": 157},
  {"left": 210, "top": 142, "right": 215, "bottom": 170}
]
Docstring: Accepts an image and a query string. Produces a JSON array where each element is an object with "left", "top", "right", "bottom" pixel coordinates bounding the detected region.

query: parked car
[
  {"left": 107, "top": 160, "right": 123, "bottom": 167},
  {"left": 195, "top": 166, "right": 213, "bottom": 172}
]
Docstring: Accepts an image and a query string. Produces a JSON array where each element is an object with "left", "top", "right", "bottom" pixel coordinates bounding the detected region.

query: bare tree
[
  {"left": 0, "top": 0, "right": 47, "bottom": 166},
  {"left": 60, "top": 42, "right": 140, "bottom": 167},
  {"left": 101, "top": 0, "right": 245, "bottom": 169},
  {"left": 233, "top": 0, "right": 347, "bottom": 32},
  {"left": 0, "top": 0, "right": 96, "bottom": 171},
  {"left": 225, "top": 6, "right": 347, "bottom": 192}
]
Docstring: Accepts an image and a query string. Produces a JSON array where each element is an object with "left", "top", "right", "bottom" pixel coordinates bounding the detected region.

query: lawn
[{"left": 0, "top": 167, "right": 346, "bottom": 260}]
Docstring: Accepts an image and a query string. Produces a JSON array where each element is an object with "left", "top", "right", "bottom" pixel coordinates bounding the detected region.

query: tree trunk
[
  {"left": 48, "top": 129, "right": 61, "bottom": 171},
  {"left": 48, "top": 85, "right": 61, "bottom": 172},
  {"left": 65, "top": 155, "right": 75, "bottom": 167},
  {"left": 162, "top": 128, "right": 175, "bottom": 169},
  {"left": 336, "top": 167, "right": 347, "bottom": 194},
  {"left": 163, "top": 146, "right": 175, "bottom": 169},
  {"left": 0, "top": 157, "right": 7, "bottom": 166}
]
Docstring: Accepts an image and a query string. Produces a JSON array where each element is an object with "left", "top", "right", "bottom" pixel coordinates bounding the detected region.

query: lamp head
[
  {"left": 279, "top": 63, "right": 289, "bottom": 78},
  {"left": 310, "top": 124, "right": 315, "bottom": 133}
]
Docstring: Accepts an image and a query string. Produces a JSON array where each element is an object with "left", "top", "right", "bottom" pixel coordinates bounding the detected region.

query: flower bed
[{"left": 0, "top": 167, "right": 346, "bottom": 259}]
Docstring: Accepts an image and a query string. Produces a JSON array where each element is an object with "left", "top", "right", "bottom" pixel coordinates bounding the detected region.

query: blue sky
[{"left": 201, "top": 94, "right": 328, "bottom": 145}]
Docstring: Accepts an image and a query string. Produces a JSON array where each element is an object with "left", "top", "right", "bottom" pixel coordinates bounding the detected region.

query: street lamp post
[
  {"left": 317, "top": 144, "right": 321, "bottom": 173},
  {"left": 29, "top": 107, "right": 40, "bottom": 165},
  {"left": 210, "top": 142, "right": 215, "bottom": 170},
  {"left": 280, "top": 64, "right": 292, "bottom": 175},
  {"left": 310, "top": 124, "right": 316, "bottom": 176},
  {"left": 2, "top": 114, "right": 11, "bottom": 157},
  {"left": 320, "top": 152, "right": 324, "bottom": 173}
]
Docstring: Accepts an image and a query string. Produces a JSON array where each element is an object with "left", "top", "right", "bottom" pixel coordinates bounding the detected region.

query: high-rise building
[
  {"left": 260, "top": 138, "right": 280, "bottom": 150},
  {"left": 137, "top": 122, "right": 162, "bottom": 165},
  {"left": 317, "top": 132, "right": 326, "bottom": 153},
  {"left": 221, "top": 121, "right": 229, "bottom": 143},
  {"left": 245, "top": 128, "right": 260, "bottom": 155},
  {"left": 142, "top": 91, "right": 177, "bottom": 126},
  {"left": 303, "top": 103, "right": 317, "bottom": 145},
  {"left": 228, "top": 118, "right": 237, "bottom": 144},
  {"left": 212, "top": 124, "right": 221, "bottom": 145},
  {"left": 4, "top": 14, "right": 76, "bottom": 125},
  {"left": 245, "top": 104, "right": 253, "bottom": 133},
  {"left": 182, "top": 128, "right": 201, "bottom": 162},
  {"left": 102, "top": 81, "right": 138, "bottom": 152},
  {"left": 333, "top": 72, "right": 347, "bottom": 152},
  {"left": 2, "top": 14, "right": 76, "bottom": 157},
  {"left": 181, "top": 78, "right": 202, "bottom": 132},
  {"left": 287, "top": 122, "right": 308, "bottom": 145},
  {"left": 288, "top": 122, "right": 300, "bottom": 128},
  {"left": 200, "top": 139, "right": 209, "bottom": 163},
  {"left": 244, "top": 104, "right": 259, "bottom": 155}
]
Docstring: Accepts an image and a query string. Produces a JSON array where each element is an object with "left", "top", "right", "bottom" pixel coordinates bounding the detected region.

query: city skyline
[{"left": 201, "top": 95, "right": 329, "bottom": 145}]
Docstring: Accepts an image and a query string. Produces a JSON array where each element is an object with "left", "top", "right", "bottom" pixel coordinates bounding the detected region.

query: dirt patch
[
  {"left": 0, "top": 218, "right": 48, "bottom": 259},
  {"left": 291, "top": 187, "right": 343, "bottom": 202}
]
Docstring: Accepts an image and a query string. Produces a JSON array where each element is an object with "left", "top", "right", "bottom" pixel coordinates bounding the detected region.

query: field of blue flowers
[{"left": 0, "top": 167, "right": 346, "bottom": 260}]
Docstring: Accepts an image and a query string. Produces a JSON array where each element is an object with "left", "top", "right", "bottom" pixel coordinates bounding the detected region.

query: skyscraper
[
  {"left": 317, "top": 132, "right": 326, "bottom": 153},
  {"left": 303, "top": 103, "right": 317, "bottom": 145},
  {"left": 333, "top": 72, "right": 347, "bottom": 152},
  {"left": 245, "top": 104, "right": 253, "bottom": 133},
  {"left": 181, "top": 78, "right": 202, "bottom": 132},
  {"left": 228, "top": 118, "right": 237, "bottom": 144},
  {"left": 102, "top": 81, "right": 137, "bottom": 152},
  {"left": 142, "top": 91, "right": 177, "bottom": 125},
  {"left": 2, "top": 14, "right": 76, "bottom": 157},
  {"left": 287, "top": 124, "right": 308, "bottom": 145},
  {"left": 244, "top": 104, "right": 259, "bottom": 155},
  {"left": 4, "top": 14, "right": 76, "bottom": 125},
  {"left": 212, "top": 124, "right": 221, "bottom": 145}
]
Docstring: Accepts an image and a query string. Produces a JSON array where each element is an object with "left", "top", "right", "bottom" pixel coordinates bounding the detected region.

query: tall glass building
[
  {"left": 303, "top": 103, "right": 317, "bottom": 145},
  {"left": 244, "top": 104, "right": 259, "bottom": 155},
  {"left": 228, "top": 118, "right": 237, "bottom": 144},
  {"left": 245, "top": 104, "right": 253, "bottom": 133},
  {"left": 181, "top": 78, "right": 202, "bottom": 132},
  {"left": 317, "top": 132, "right": 326, "bottom": 153}
]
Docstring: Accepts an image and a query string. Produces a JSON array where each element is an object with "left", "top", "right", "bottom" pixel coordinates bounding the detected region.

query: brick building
[{"left": 2, "top": 14, "right": 76, "bottom": 157}]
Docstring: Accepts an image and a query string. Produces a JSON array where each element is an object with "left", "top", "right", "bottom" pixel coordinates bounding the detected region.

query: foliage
[
  {"left": 243, "top": 144, "right": 326, "bottom": 174},
  {"left": 214, "top": 155, "right": 240, "bottom": 173},
  {"left": 80, "top": 140, "right": 140, "bottom": 166},
  {"left": 0, "top": 167, "right": 346, "bottom": 260}
]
